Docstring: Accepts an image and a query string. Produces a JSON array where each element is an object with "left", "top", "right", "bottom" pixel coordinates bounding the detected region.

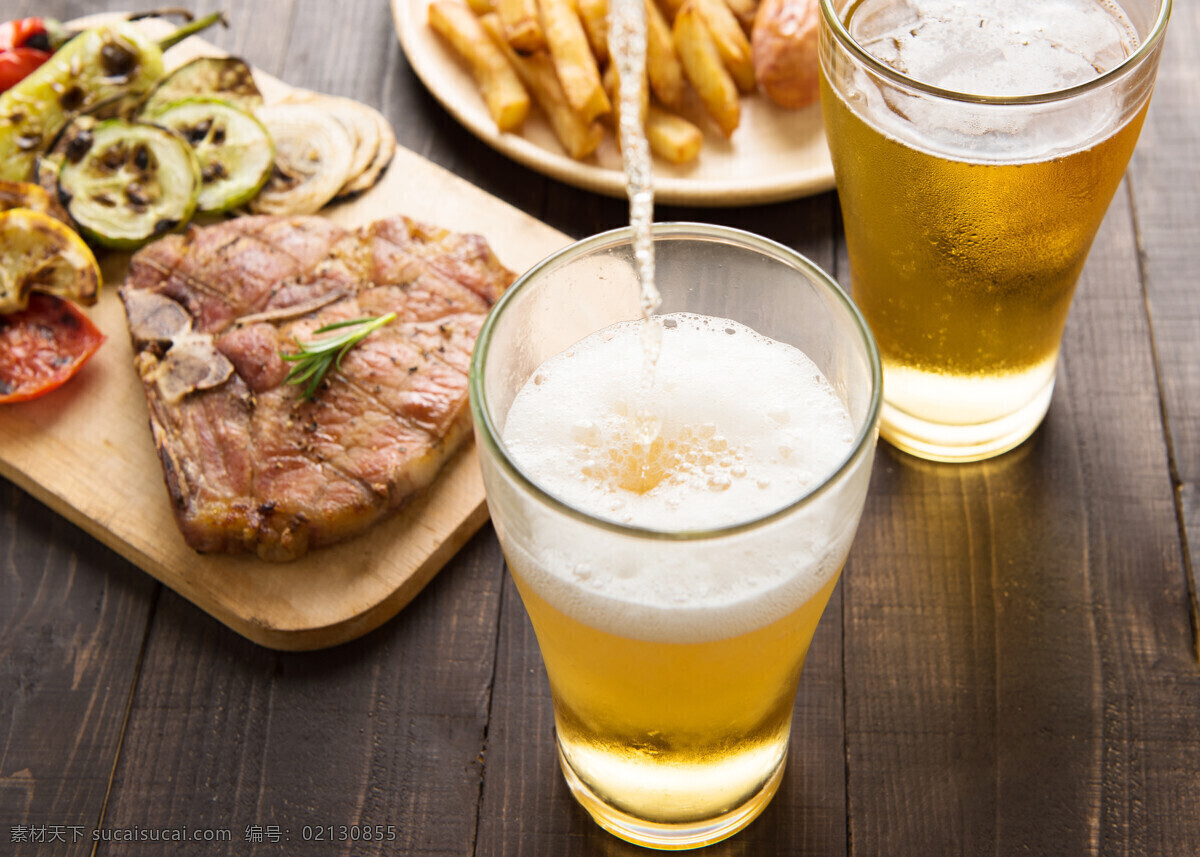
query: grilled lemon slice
[
  {"left": 0, "top": 208, "right": 101, "bottom": 315},
  {"left": 57, "top": 119, "right": 200, "bottom": 250},
  {"left": 0, "top": 180, "right": 59, "bottom": 217}
]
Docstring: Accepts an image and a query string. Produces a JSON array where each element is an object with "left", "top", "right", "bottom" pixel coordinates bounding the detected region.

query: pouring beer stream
[{"left": 610, "top": 0, "right": 663, "bottom": 457}]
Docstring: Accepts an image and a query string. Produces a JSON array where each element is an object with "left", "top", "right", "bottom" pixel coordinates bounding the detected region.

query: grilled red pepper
[
  {"left": 0, "top": 17, "right": 69, "bottom": 93},
  {"left": 0, "top": 46, "right": 49, "bottom": 92},
  {"left": 0, "top": 17, "right": 50, "bottom": 51}
]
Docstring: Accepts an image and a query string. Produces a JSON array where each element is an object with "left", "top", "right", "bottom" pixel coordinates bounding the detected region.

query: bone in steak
[{"left": 119, "top": 214, "right": 514, "bottom": 561}]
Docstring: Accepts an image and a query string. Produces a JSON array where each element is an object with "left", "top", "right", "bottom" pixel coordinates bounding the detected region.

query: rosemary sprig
[{"left": 281, "top": 312, "right": 396, "bottom": 400}]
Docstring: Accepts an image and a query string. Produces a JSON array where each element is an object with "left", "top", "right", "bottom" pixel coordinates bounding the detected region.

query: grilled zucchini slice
[
  {"left": 147, "top": 98, "right": 274, "bottom": 213},
  {"left": 57, "top": 119, "right": 200, "bottom": 250},
  {"left": 140, "top": 56, "right": 265, "bottom": 116}
]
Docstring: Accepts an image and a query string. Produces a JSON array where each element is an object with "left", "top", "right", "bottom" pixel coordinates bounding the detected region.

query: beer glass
[
  {"left": 469, "top": 223, "right": 880, "bottom": 849},
  {"left": 819, "top": 0, "right": 1171, "bottom": 461}
]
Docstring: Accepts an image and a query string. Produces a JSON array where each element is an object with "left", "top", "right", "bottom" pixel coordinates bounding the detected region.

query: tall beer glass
[
  {"left": 819, "top": 0, "right": 1171, "bottom": 461},
  {"left": 469, "top": 224, "right": 880, "bottom": 849}
]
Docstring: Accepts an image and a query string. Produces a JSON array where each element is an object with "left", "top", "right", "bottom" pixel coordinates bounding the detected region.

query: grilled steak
[{"left": 119, "top": 214, "right": 513, "bottom": 561}]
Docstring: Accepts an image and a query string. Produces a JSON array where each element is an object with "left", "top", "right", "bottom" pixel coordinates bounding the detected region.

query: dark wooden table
[{"left": 4, "top": 1, "right": 1199, "bottom": 854}]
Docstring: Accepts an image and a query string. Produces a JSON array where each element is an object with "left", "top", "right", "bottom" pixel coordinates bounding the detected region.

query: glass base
[
  {"left": 557, "top": 741, "right": 786, "bottom": 850},
  {"left": 880, "top": 372, "right": 1056, "bottom": 463}
]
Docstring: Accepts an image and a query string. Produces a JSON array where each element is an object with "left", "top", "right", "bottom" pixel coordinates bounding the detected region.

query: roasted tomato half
[{"left": 0, "top": 294, "right": 105, "bottom": 403}]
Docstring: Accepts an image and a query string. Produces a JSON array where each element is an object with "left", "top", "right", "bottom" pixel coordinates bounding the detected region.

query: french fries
[
  {"left": 695, "top": 0, "right": 755, "bottom": 92},
  {"left": 429, "top": 1, "right": 532, "bottom": 131},
  {"left": 426, "top": 0, "right": 771, "bottom": 164},
  {"left": 645, "top": 0, "right": 686, "bottom": 110},
  {"left": 724, "top": 0, "right": 759, "bottom": 32},
  {"left": 603, "top": 58, "right": 703, "bottom": 165},
  {"left": 481, "top": 13, "right": 605, "bottom": 159},
  {"left": 656, "top": 0, "right": 686, "bottom": 21},
  {"left": 646, "top": 105, "right": 703, "bottom": 164},
  {"left": 496, "top": 0, "right": 546, "bottom": 53},
  {"left": 576, "top": 0, "right": 611, "bottom": 66},
  {"left": 539, "top": 0, "right": 612, "bottom": 123},
  {"left": 674, "top": 0, "right": 740, "bottom": 136}
]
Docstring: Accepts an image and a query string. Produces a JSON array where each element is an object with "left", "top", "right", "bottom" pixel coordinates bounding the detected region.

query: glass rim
[
  {"left": 468, "top": 222, "right": 883, "bottom": 543},
  {"left": 818, "top": 0, "right": 1173, "bottom": 106}
]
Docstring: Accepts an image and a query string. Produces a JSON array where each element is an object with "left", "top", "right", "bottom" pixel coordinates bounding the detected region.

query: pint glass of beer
[
  {"left": 469, "top": 224, "right": 880, "bottom": 849},
  {"left": 819, "top": 0, "right": 1171, "bottom": 461}
]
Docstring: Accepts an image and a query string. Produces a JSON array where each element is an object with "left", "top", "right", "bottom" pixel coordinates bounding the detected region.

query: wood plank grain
[
  {"left": 1060, "top": 188, "right": 1200, "bottom": 856},
  {"left": 1125, "top": 3, "right": 1200, "bottom": 658},
  {"left": 0, "top": 486, "right": 158, "bottom": 857},
  {"left": 842, "top": 182, "right": 1200, "bottom": 854},
  {"left": 91, "top": 528, "right": 505, "bottom": 857}
]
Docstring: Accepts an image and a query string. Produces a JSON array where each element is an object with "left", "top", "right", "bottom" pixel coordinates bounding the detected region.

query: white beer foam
[
  {"left": 499, "top": 313, "right": 860, "bottom": 642},
  {"left": 503, "top": 313, "right": 855, "bottom": 530},
  {"left": 844, "top": 0, "right": 1141, "bottom": 160},
  {"left": 852, "top": 0, "right": 1138, "bottom": 97}
]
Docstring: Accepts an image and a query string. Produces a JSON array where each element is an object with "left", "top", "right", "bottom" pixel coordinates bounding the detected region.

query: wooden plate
[
  {"left": 391, "top": 0, "right": 836, "bottom": 206},
  {"left": 0, "top": 23, "right": 570, "bottom": 651}
]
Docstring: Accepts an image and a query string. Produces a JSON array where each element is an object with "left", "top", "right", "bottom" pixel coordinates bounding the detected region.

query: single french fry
[
  {"left": 646, "top": 104, "right": 703, "bottom": 163},
  {"left": 696, "top": 0, "right": 756, "bottom": 91},
  {"left": 496, "top": 0, "right": 546, "bottom": 53},
  {"left": 577, "top": 0, "right": 610, "bottom": 64},
  {"left": 465, "top": 0, "right": 496, "bottom": 14},
  {"left": 481, "top": 13, "right": 605, "bottom": 158},
  {"left": 429, "top": 1, "right": 532, "bottom": 131},
  {"left": 673, "top": 0, "right": 740, "bottom": 136},
  {"left": 645, "top": 0, "right": 686, "bottom": 109},
  {"left": 538, "top": 0, "right": 612, "bottom": 123}
]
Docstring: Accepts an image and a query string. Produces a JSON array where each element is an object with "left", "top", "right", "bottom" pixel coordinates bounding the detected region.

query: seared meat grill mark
[{"left": 120, "top": 214, "right": 513, "bottom": 561}]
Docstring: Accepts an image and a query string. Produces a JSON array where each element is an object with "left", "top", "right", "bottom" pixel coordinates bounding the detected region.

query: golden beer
[
  {"left": 508, "top": 543, "right": 841, "bottom": 828},
  {"left": 470, "top": 226, "right": 880, "bottom": 849},
  {"left": 819, "top": 0, "right": 1170, "bottom": 461}
]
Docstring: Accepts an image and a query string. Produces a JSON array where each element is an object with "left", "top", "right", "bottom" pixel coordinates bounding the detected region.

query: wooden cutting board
[{"left": 0, "top": 26, "right": 570, "bottom": 651}]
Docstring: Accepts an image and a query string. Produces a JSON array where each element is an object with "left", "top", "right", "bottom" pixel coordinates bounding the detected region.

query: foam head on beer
[
  {"left": 499, "top": 312, "right": 859, "bottom": 643},
  {"left": 853, "top": 0, "right": 1139, "bottom": 97},
  {"left": 503, "top": 312, "right": 855, "bottom": 530},
  {"left": 844, "top": 0, "right": 1142, "bottom": 158}
]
